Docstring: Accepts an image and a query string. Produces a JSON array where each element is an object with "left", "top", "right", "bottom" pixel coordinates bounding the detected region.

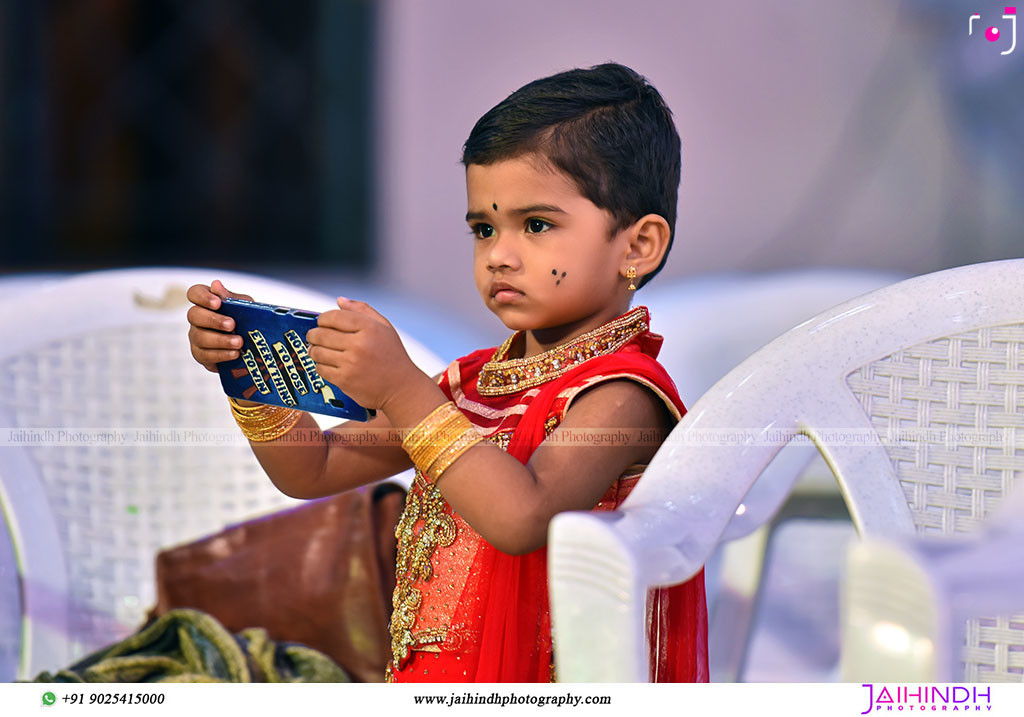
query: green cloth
[{"left": 32, "top": 608, "right": 349, "bottom": 683}]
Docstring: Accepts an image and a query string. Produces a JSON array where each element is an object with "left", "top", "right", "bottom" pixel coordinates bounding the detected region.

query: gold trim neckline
[{"left": 477, "top": 306, "right": 650, "bottom": 396}]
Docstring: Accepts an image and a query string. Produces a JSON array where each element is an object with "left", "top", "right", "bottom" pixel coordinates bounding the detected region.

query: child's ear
[{"left": 622, "top": 214, "right": 671, "bottom": 280}]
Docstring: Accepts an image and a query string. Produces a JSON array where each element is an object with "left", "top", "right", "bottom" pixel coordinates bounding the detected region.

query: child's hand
[
  {"left": 305, "top": 298, "right": 426, "bottom": 412},
  {"left": 186, "top": 280, "right": 254, "bottom": 374}
]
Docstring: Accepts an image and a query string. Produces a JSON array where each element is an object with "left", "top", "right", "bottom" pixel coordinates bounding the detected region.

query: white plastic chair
[
  {"left": 0, "top": 274, "right": 66, "bottom": 304},
  {"left": 642, "top": 270, "right": 900, "bottom": 680},
  {"left": 0, "top": 267, "right": 445, "bottom": 680},
  {"left": 549, "top": 259, "right": 1024, "bottom": 682},
  {"left": 841, "top": 488, "right": 1024, "bottom": 682}
]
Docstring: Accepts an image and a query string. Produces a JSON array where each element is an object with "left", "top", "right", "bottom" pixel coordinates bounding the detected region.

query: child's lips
[
  {"left": 490, "top": 282, "right": 524, "bottom": 304},
  {"left": 493, "top": 289, "right": 524, "bottom": 304}
]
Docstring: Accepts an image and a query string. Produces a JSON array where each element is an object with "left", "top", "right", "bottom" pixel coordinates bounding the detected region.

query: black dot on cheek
[
  {"left": 556, "top": 280, "right": 560, "bottom": 286},
  {"left": 551, "top": 269, "right": 557, "bottom": 276},
  {"left": 492, "top": 203, "right": 498, "bottom": 211},
  {"left": 561, "top": 272, "right": 566, "bottom": 278}
]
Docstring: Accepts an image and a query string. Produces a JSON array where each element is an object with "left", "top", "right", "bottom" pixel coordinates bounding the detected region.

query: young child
[{"left": 186, "top": 62, "right": 707, "bottom": 683}]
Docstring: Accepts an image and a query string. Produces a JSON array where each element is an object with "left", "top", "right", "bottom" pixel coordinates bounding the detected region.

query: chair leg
[
  {"left": 714, "top": 490, "right": 852, "bottom": 681},
  {"left": 708, "top": 525, "right": 770, "bottom": 682}
]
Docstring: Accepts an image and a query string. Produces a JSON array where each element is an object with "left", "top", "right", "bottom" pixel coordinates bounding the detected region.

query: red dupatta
[{"left": 460, "top": 337, "right": 709, "bottom": 682}]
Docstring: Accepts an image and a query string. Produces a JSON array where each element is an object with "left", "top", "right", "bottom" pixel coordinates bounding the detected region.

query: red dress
[{"left": 386, "top": 306, "right": 708, "bottom": 682}]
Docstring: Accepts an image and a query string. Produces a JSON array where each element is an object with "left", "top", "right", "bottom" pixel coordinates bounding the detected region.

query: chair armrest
[{"left": 548, "top": 506, "right": 702, "bottom": 682}]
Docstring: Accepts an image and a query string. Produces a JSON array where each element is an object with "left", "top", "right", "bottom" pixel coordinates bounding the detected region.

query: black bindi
[
  {"left": 551, "top": 269, "right": 557, "bottom": 275},
  {"left": 492, "top": 203, "right": 498, "bottom": 210}
]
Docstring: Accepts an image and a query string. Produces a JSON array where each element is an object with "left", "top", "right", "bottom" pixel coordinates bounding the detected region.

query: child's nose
[{"left": 485, "top": 232, "right": 522, "bottom": 271}]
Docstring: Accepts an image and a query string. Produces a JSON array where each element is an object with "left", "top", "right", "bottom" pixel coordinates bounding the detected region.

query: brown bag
[{"left": 151, "top": 483, "right": 405, "bottom": 683}]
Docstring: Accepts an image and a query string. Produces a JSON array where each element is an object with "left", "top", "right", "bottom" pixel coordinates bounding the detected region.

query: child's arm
[
  {"left": 242, "top": 410, "right": 413, "bottom": 499},
  {"left": 456, "top": 381, "right": 671, "bottom": 553},
  {"left": 186, "top": 281, "right": 413, "bottom": 499},
  {"left": 385, "top": 375, "right": 670, "bottom": 555},
  {"left": 307, "top": 299, "right": 672, "bottom": 555}
]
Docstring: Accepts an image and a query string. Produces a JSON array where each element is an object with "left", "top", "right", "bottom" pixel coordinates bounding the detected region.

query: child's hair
[{"left": 461, "top": 62, "right": 681, "bottom": 288}]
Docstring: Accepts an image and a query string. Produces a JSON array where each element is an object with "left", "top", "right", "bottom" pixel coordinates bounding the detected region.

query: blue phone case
[{"left": 214, "top": 296, "right": 371, "bottom": 421}]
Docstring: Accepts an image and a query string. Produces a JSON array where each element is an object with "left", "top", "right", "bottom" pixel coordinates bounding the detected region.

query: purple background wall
[{"left": 373, "top": 0, "right": 1021, "bottom": 339}]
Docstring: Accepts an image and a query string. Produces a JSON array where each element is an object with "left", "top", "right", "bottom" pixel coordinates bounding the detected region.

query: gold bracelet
[
  {"left": 425, "top": 426, "right": 483, "bottom": 483},
  {"left": 234, "top": 409, "right": 303, "bottom": 442},
  {"left": 228, "top": 397, "right": 303, "bottom": 442},
  {"left": 405, "top": 412, "right": 465, "bottom": 471},
  {"left": 401, "top": 403, "right": 454, "bottom": 447},
  {"left": 401, "top": 403, "right": 460, "bottom": 460},
  {"left": 228, "top": 398, "right": 273, "bottom": 413},
  {"left": 401, "top": 402, "right": 482, "bottom": 484}
]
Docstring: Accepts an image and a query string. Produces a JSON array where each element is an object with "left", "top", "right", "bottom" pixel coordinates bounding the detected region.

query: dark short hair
[{"left": 462, "top": 62, "right": 681, "bottom": 288}]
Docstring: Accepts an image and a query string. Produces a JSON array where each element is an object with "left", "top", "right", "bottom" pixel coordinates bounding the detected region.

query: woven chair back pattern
[
  {"left": 0, "top": 319, "right": 300, "bottom": 660},
  {"left": 845, "top": 322, "right": 1024, "bottom": 682}
]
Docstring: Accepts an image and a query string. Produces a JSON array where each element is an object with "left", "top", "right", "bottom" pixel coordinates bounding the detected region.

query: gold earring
[{"left": 626, "top": 266, "right": 637, "bottom": 291}]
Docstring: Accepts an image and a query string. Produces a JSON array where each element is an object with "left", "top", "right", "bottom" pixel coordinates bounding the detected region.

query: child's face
[{"left": 466, "top": 155, "right": 629, "bottom": 336}]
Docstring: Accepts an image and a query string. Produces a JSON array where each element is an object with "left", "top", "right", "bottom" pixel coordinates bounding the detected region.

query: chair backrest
[
  {"left": 0, "top": 274, "right": 65, "bottom": 304},
  {"left": 549, "top": 259, "right": 1024, "bottom": 681},
  {"left": 0, "top": 267, "right": 445, "bottom": 679},
  {"left": 642, "top": 269, "right": 901, "bottom": 541},
  {"left": 643, "top": 270, "right": 903, "bottom": 404}
]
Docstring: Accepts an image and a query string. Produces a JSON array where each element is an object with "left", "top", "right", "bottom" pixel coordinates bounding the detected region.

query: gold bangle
[
  {"left": 401, "top": 402, "right": 460, "bottom": 458},
  {"left": 228, "top": 397, "right": 269, "bottom": 412},
  {"left": 243, "top": 411, "right": 303, "bottom": 442},
  {"left": 228, "top": 397, "right": 303, "bottom": 442},
  {"left": 425, "top": 426, "right": 483, "bottom": 484},
  {"left": 401, "top": 402, "right": 482, "bottom": 484},
  {"left": 401, "top": 403, "right": 455, "bottom": 448},
  {"left": 405, "top": 412, "right": 465, "bottom": 470},
  {"left": 234, "top": 411, "right": 302, "bottom": 442}
]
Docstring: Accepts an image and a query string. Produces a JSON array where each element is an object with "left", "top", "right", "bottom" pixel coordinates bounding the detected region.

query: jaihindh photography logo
[
  {"left": 860, "top": 684, "right": 993, "bottom": 713},
  {"left": 969, "top": 7, "right": 1017, "bottom": 54}
]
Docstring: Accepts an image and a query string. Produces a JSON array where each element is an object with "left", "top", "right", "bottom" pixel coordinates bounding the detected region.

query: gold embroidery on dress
[
  {"left": 387, "top": 427, "right": 539, "bottom": 669},
  {"left": 389, "top": 474, "right": 457, "bottom": 667},
  {"left": 488, "top": 430, "right": 512, "bottom": 451},
  {"left": 477, "top": 306, "right": 650, "bottom": 395}
]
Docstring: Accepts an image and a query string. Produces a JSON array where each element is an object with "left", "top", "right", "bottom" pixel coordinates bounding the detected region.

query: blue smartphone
[{"left": 214, "top": 296, "right": 372, "bottom": 421}]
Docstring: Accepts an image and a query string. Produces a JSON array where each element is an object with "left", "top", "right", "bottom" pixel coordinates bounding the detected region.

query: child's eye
[
  {"left": 526, "top": 218, "right": 552, "bottom": 234},
  {"left": 471, "top": 223, "right": 495, "bottom": 239}
]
